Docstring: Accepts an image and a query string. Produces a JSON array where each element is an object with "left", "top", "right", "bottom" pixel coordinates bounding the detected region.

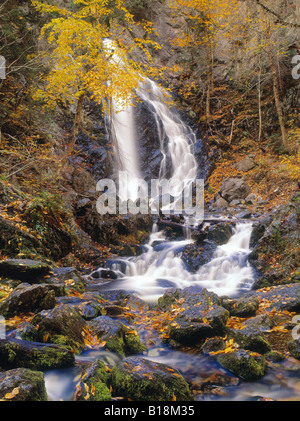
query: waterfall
[
  {"left": 100, "top": 39, "right": 255, "bottom": 301},
  {"left": 95, "top": 222, "right": 255, "bottom": 301},
  {"left": 104, "top": 38, "right": 198, "bottom": 202}
]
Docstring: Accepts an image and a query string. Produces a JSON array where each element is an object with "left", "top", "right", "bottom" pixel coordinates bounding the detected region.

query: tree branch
[{"left": 255, "top": 0, "right": 300, "bottom": 28}]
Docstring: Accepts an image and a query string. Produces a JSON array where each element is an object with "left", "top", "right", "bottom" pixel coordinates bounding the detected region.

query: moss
[
  {"left": 90, "top": 381, "right": 112, "bottom": 401},
  {"left": 106, "top": 336, "right": 126, "bottom": 357},
  {"left": 218, "top": 350, "right": 265, "bottom": 381},
  {"left": 18, "top": 369, "right": 48, "bottom": 401},
  {"left": 111, "top": 359, "right": 194, "bottom": 401},
  {"left": 124, "top": 331, "right": 147, "bottom": 355}
]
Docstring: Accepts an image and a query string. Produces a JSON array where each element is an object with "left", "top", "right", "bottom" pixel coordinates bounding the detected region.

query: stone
[
  {"left": 0, "top": 284, "right": 57, "bottom": 318},
  {"left": 0, "top": 259, "right": 51, "bottom": 281},
  {"left": 235, "top": 156, "right": 255, "bottom": 172},
  {"left": 74, "top": 360, "right": 112, "bottom": 401},
  {"left": 0, "top": 338, "right": 75, "bottom": 371},
  {"left": 217, "top": 350, "right": 265, "bottom": 381},
  {"left": 89, "top": 316, "right": 146, "bottom": 357},
  {"left": 31, "top": 304, "right": 87, "bottom": 353},
  {"left": 111, "top": 357, "right": 194, "bottom": 401},
  {"left": 219, "top": 178, "right": 251, "bottom": 203},
  {"left": 0, "top": 368, "right": 48, "bottom": 401},
  {"left": 288, "top": 338, "right": 300, "bottom": 360}
]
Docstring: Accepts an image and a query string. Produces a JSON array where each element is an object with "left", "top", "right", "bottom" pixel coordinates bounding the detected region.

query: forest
[{"left": 0, "top": 0, "right": 299, "bottom": 403}]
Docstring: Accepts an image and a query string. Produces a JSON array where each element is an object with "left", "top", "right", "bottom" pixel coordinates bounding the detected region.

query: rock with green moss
[
  {"left": 111, "top": 357, "right": 194, "bottom": 401},
  {"left": 0, "top": 368, "right": 48, "bottom": 401},
  {"left": 229, "top": 327, "right": 272, "bottom": 354},
  {"left": 217, "top": 350, "right": 265, "bottom": 381},
  {"left": 0, "top": 283, "right": 57, "bottom": 318},
  {"left": 0, "top": 338, "right": 75, "bottom": 371},
  {"left": 89, "top": 316, "right": 146, "bottom": 357},
  {"left": 31, "top": 304, "right": 86, "bottom": 354},
  {"left": 288, "top": 338, "right": 300, "bottom": 360},
  {"left": 75, "top": 360, "right": 112, "bottom": 401}
]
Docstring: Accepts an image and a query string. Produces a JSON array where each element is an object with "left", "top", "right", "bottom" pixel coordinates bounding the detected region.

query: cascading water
[{"left": 95, "top": 222, "right": 255, "bottom": 301}]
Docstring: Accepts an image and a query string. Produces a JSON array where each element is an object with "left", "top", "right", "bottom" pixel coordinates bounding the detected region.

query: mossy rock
[
  {"left": 111, "top": 357, "right": 194, "bottom": 401},
  {"left": 230, "top": 327, "right": 272, "bottom": 354},
  {"left": 0, "top": 338, "right": 75, "bottom": 371},
  {"left": 217, "top": 350, "right": 265, "bottom": 381},
  {"left": 0, "top": 368, "right": 48, "bottom": 401},
  {"left": 31, "top": 304, "right": 86, "bottom": 354},
  {"left": 288, "top": 338, "right": 300, "bottom": 360},
  {"left": 75, "top": 360, "right": 112, "bottom": 401},
  {"left": 89, "top": 316, "right": 146, "bottom": 357}
]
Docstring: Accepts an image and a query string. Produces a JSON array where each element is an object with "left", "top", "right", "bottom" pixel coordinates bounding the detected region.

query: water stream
[{"left": 44, "top": 59, "right": 296, "bottom": 401}]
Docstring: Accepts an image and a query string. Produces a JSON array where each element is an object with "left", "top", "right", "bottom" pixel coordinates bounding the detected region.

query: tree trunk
[
  {"left": 266, "top": 39, "right": 288, "bottom": 149},
  {"left": 257, "top": 65, "right": 262, "bottom": 145}
]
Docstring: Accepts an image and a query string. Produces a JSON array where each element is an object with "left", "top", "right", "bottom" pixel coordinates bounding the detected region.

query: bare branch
[{"left": 255, "top": 0, "right": 300, "bottom": 28}]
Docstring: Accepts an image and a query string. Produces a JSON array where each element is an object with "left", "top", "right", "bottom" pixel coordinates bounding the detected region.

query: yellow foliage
[{"left": 30, "top": 0, "right": 163, "bottom": 111}]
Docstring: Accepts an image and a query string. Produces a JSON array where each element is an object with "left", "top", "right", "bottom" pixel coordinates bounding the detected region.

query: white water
[
  {"left": 96, "top": 222, "right": 255, "bottom": 301},
  {"left": 102, "top": 40, "right": 255, "bottom": 300},
  {"left": 105, "top": 38, "right": 198, "bottom": 202}
]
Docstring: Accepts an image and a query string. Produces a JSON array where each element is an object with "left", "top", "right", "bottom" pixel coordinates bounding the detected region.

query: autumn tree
[{"left": 31, "top": 0, "right": 162, "bottom": 150}]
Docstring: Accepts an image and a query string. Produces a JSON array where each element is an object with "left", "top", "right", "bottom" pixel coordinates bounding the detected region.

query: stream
[{"left": 44, "top": 70, "right": 299, "bottom": 401}]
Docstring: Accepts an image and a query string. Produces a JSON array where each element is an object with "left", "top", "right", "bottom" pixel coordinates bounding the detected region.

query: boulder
[
  {"left": 229, "top": 327, "right": 272, "bottom": 354},
  {"left": 228, "top": 296, "right": 260, "bottom": 318},
  {"left": 288, "top": 338, "right": 300, "bottom": 360},
  {"left": 0, "top": 259, "right": 51, "bottom": 281},
  {"left": 207, "top": 223, "right": 234, "bottom": 245},
  {"left": 0, "top": 338, "right": 75, "bottom": 370},
  {"left": 111, "top": 357, "right": 194, "bottom": 401},
  {"left": 235, "top": 156, "right": 255, "bottom": 172},
  {"left": 0, "top": 368, "right": 48, "bottom": 401},
  {"left": 74, "top": 360, "right": 112, "bottom": 401},
  {"left": 167, "top": 305, "right": 229, "bottom": 346},
  {"left": 0, "top": 284, "right": 60, "bottom": 318},
  {"left": 219, "top": 178, "right": 251, "bottom": 203},
  {"left": 89, "top": 316, "right": 146, "bottom": 357},
  {"left": 158, "top": 286, "right": 221, "bottom": 311},
  {"left": 217, "top": 350, "right": 265, "bottom": 381},
  {"left": 181, "top": 240, "right": 217, "bottom": 273},
  {"left": 31, "top": 304, "right": 86, "bottom": 353}
]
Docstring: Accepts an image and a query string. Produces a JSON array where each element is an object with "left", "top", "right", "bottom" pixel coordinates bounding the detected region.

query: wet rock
[
  {"left": 158, "top": 286, "right": 221, "bottom": 311},
  {"left": 288, "top": 338, "right": 300, "bottom": 360},
  {"left": 219, "top": 178, "right": 251, "bottom": 203},
  {"left": 207, "top": 223, "right": 234, "bottom": 245},
  {"left": 79, "top": 302, "right": 102, "bottom": 320},
  {"left": 0, "top": 338, "right": 75, "bottom": 371},
  {"left": 0, "top": 259, "right": 51, "bottom": 281},
  {"left": 89, "top": 316, "right": 146, "bottom": 357},
  {"left": 0, "top": 284, "right": 58, "bottom": 318},
  {"left": 167, "top": 304, "right": 229, "bottom": 346},
  {"left": 31, "top": 304, "right": 86, "bottom": 353},
  {"left": 217, "top": 350, "right": 265, "bottom": 381},
  {"left": 229, "top": 296, "right": 260, "bottom": 318},
  {"left": 181, "top": 240, "right": 217, "bottom": 273},
  {"left": 111, "top": 357, "right": 194, "bottom": 401},
  {"left": 230, "top": 327, "right": 272, "bottom": 354},
  {"left": 201, "top": 337, "right": 226, "bottom": 354},
  {"left": 75, "top": 360, "right": 112, "bottom": 401},
  {"left": 0, "top": 368, "right": 48, "bottom": 401}
]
